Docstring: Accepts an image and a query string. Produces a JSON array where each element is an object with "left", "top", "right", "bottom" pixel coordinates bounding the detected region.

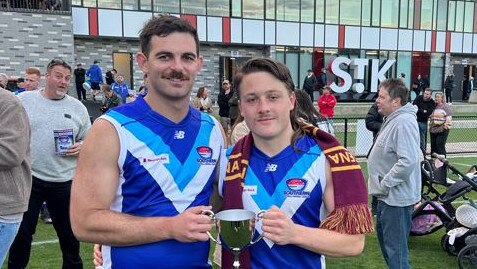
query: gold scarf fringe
[{"left": 320, "top": 204, "right": 374, "bottom": 234}]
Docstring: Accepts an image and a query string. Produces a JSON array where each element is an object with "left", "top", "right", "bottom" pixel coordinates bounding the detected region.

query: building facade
[{"left": 2, "top": 0, "right": 477, "bottom": 101}]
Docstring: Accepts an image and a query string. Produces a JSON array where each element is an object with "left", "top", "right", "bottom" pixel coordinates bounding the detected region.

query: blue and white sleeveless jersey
[
  {"left": 223, "top": 135, "right": 327, "bottom": 269},
  {"left": 100, "top": 97, "right": 224, "bottom": 269}
]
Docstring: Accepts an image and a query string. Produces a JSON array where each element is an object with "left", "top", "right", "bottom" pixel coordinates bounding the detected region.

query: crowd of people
[{"left": 0, "top": 14, "right": 470, "bottom": 269}]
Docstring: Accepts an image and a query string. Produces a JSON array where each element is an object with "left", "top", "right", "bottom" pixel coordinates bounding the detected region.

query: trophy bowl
[{"left": 203, "top": 209, "right": 265, "bottom": 269}]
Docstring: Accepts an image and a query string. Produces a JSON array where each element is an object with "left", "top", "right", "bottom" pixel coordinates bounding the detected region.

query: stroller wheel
[
  {"left": 458, "top": 245, "right": 477, "bottom": 269},
  {"left": 442, "top": 234, "right": 460, "bottom": 256}
]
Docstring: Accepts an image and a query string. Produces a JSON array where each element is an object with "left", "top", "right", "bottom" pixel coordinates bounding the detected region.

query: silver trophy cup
[{"left": 203, "top": 209, "right": 265, "bottom": 269}]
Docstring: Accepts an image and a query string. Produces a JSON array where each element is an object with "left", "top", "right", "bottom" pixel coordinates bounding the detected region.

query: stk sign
[{"left": 328, "top": 57, "right": 396, "bottom": 94}]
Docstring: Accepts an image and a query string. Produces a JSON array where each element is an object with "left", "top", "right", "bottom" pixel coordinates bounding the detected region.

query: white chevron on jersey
[
  {"left": 243, "top": 150, "right": 327, "bottom": 248},
  {"left": 102, "top": 112, "right": 222, "bottom": 213}
]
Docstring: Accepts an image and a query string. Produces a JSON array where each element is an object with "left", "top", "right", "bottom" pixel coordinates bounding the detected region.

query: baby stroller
[
  {"left": 411, "top": 154, "right": 477, "bottom": 258},
  {"left": 410, "top": 155, "right": 456, "bottom": 237}
]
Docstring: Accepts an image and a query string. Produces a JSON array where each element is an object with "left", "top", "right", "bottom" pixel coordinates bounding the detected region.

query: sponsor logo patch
[
  {"left": 196, "top": 146, "right": 217, "bottom": 165},
  {"left": 142, "top": 154, "right": 170, "bottom": 164},
  {"left": 284, "top": 178, "right": 310, "bottom": 198}
]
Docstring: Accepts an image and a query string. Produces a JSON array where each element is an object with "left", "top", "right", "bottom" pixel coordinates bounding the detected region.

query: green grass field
[{"left": 2, "top": 156, "right": 476, "bottom": 269}]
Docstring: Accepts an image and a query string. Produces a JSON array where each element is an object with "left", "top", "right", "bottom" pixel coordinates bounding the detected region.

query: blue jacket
[
  {"left": 111, "top": 82, "right": 130, "bottom": 103},
  {"left": 86, "top": 64, "right": 103, "bottom": 83}
]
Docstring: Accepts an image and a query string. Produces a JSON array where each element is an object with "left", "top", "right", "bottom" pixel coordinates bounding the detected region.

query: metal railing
[
  {"left": 333, "top": 116, "right": 477, "bottom": 158},
  {"left": 0, "top": 0, "right": 70, "bottom": 13}
]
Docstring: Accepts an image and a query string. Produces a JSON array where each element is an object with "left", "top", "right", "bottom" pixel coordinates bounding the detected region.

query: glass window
[
  {"left": 408, "top": 0, "right": 414, "bottom": 29},
  {"left": 285, "top": 48, "right": 300, "bottom": 88},
  {"left": 340, "top": 0, "right": 361, "bottom": 26},
  {"left": 154, "top": 0, "right": 179, "bottom": 13},
  {"left": 399, "top": 0, "right": 408, "bottom": 28},
  {"left": 301, "top": 0, "right": 314, "bottom": 22},
  {"left": 448, "top": 1, "right": 455, "bottom": 31},
  {"left": 208, "top": 0, "right": 230, "bottom": 16},
  {"left": 243, "top": 0, "right": 264, "bottom": 19},
  {"left": 436, "top": 0, "right": 447, "bottom": 31},
  {"left": 98, "top": 0, "right": 121, "bottom": 9},
  {"left": 315, "top": 0, "right": 324, "bottom": 23},
  {"left": 464, "top": 1, "right": 474, "bottom": 33},
  {"left": 381, "top": 0, "right": 399, "bottom": 28},
  {"left": 181, "top": 0, "right": 206, "bottom": 15},
  {"left": 140, "top": 0, "right": 152, "bottom": 11},
  {"left": 72, "top": 0, "right": 82, "bottom": 6},
  {"left": 266, "top": 0, "right": 276, "bottom": 19},
  {"left": 231, "top": 0, "right": 241, "bottom": 17},
  {"left": 420, "top": 0, "right": 433, "bottom": 30},
  {"left": 274, "top": 47, "right": 285, "bottom": 63},
  {"left": 455, "top": 1, "right": 464, "bottom": 32},
  {"left": 123, "top": 0, "right": 138, "bottom": 10},
  {"left": 362, "top": 0, "right": 371, "bottom": 26},
  {"left": 371, "top": 0, "right": 380, "bottom": 27},
  {"left": 277, "top": 0, "right": 300, "bottom": 21},
  {"left": 325, "top": 0, "right": 339, "bottom": 24},
  {"left": 299, "top": 48, "right": 313, "bottom": 89},
  {"left": 82, "top": 0, "right": 96, "bottom": 7},
  {"left": 430, "top": 53, "right": 444, "bottom": 91},
  {"left": 397, "top": 51, "right": 412, "bottom": 89}
]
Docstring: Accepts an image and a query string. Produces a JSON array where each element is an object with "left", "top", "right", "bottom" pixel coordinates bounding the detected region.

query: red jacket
[{"left": 317, "top": 94, "right": 337, "bottom": 118}]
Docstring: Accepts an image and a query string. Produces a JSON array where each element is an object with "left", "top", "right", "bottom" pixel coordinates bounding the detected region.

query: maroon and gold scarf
[{"left": 221, "top": 122, "right": 373, "bottom": 269}]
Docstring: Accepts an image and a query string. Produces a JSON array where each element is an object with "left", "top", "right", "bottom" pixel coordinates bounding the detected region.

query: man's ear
[{"left": 136, "top": 52, "right": 148, "bottom": 74}]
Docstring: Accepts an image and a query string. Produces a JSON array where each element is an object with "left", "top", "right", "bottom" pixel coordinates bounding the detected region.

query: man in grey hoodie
[{"left": 367, "top": 78, "right": 421, "bottom": 269}]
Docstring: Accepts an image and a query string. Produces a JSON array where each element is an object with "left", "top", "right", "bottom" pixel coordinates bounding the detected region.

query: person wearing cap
[
  {"left": 86, "top": 60, "right": 103, "bottom": 101},
  {"left": 74, "top": 63, "right": 87, "bottom": 101}
]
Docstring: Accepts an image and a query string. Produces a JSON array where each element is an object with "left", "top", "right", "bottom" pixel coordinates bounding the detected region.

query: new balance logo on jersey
[
  {"left": 264, "top": 163, "right": 278, "bottom": 172},
  {"left": 174, "top": 131, "right": 185, "bottom": 139}
]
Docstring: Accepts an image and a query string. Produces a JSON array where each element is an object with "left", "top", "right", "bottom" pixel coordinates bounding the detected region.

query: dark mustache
[{"left": 163, "top": 71, "right": 188, "bottom": 80}]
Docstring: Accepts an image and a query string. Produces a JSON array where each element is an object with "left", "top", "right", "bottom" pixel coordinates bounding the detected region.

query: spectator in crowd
[
  {"left": 0, "top": 73, "right": 9, "bottom": 89},
  {"left": 105, "top": 69, "right": 117, "bottom": 86},
  {"left": 294, "top": 89, "right": 334, "bottom": 135},
  {"left": 462, "top": 75, "right": 471, "bottom": 101},
  {"left": 303, "top": 69, "right": 317, "bottom": 101},
  {"left": 12, "top": 78, "right": 26, "bottom": 95},
  {"left": 412, "top": 74, "right": 426, "bottom": 99},
  {"left": 100, "top": 85, "right": 122, "bottom": 113},
  {"left": 8, "top": 58, "right": 91, "bottom": 269},
  {"left": 444, "top": 73, "right": 455, "bottom": 104},
  {"left": 0, "top": 88, "right": 31, "bottom": 266},
  {"left": 111, "top": 74, "right": 132, "bottom": 104},
  {"left": 229, "top": 114, "right": 249, "bottom": 145},
  {"left": 137, "top": 74, "right": 148, "bottom": 97},
  {"left": 317, "top": 68, "right": 327, "bottom": 92},
  {"left": 365, "top": 102, "right": 384, "bottom": 216},
  {"left": 217, "top": 79, "right": 233, "bottom": 133},
  {"left": 365, "top": 103, "right": 383, "bottom": 140},
  {"left": 368, "top": 78, "right": 421, "bottom": 269},
  {"left": 86, "top": 60, "right": 103, "bottom": 101},
  {"left": 23, "top": 67, "right": 41, "bottom": 92},
  {"left": 429, "top": 92, "right": 452, "bottom": 157},
  {"left": 74, "top": 63, "right": 87, "bottom": 101},
  {"left": 192, "top": 86, "right": 213, "bottom": 113},
  {"left": 317, "top": 85, "right": 337, "bottom": 121},
  {"left": 413, "top": 88, "right": 436, "bottom": 154},
  {"left": 70, "top": 15, "right": 225, "bottom": 268},
  {"left": 228, "top": 91, "right": 239, "bottom": 126},
  {"left": 221, "top": 57, "right": 372, "bottom": 269}
]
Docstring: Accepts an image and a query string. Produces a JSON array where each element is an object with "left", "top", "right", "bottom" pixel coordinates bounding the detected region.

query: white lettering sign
[{"left": 329, "top": 57, "right": 396, "bottom": 93}]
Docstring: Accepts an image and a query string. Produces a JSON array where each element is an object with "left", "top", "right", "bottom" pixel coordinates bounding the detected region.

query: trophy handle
[
  {"left": 201, "top": 209, "right": 221, "bottom": 245},
  {"left": 250, "top": 210, "right": 267, "bottom": 245}
]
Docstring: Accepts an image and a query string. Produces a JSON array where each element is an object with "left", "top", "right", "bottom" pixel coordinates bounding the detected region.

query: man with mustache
[
  {"left": 8, "top": 59, "right": 91, "bottom": 269},
  {"left": 70, "top": 15, "right": 225, "bottom": 268}
]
